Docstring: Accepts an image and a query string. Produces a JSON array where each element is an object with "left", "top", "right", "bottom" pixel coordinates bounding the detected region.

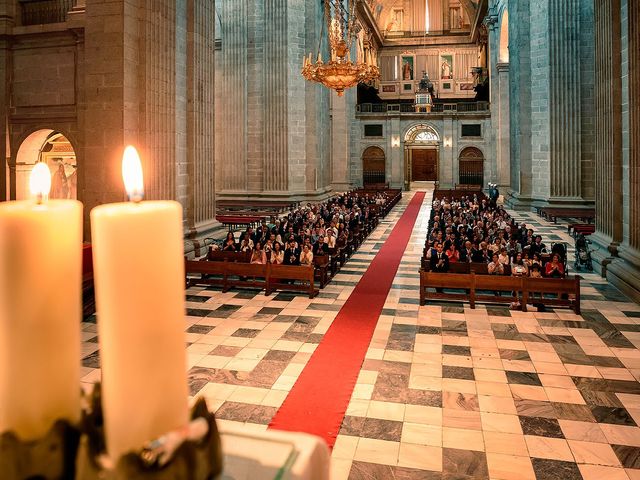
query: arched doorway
[
  {"left": 362, "top": 146, "right": 386, "bottom": 186},
  {"left": 404, "top": 124, "right": 440, "bottom": 188},
  {"left": 14, "top": 130, "right": 77, "bottom": 200},
  {"left": 458, "top": 147, "right": 484, "bottom": 186}
]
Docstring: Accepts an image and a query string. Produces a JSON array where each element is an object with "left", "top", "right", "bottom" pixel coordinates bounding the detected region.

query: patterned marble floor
[{"left": 80, "top": 190, "right": 640, "bottom": 480}]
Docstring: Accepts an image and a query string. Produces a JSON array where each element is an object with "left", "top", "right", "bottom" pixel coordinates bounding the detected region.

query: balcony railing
[
  {"left": 356, "top": 102, "right": 490, "bottom": 115},
  {"left": 20, "top": 0, "right": 74, "bottom": 26}
]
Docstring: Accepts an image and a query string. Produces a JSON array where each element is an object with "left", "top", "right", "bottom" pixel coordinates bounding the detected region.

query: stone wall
[{"left": 352, "top": 113, "right": 492, "bottom": 189}]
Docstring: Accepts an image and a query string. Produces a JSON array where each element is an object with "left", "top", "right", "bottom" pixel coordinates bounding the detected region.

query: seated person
[
  {"left": 284, "top": 239, "right": 301, "bottom": 265},
  {"left": 250, "top": 242, "right": 267, "bottom": 264},
  {"left": 429, "top": 243, "right": 449, "bottom": 273},
  {"left": 445, "top": 243, "right": 460, "bottom": 263},
  {"left": 238, "top": 238, "right": 252, "bottom": 252},
  {"left": 511, "top": 252, "right": 529, "bottom": 276},
  {"left": 545, "top": 253, "right": 565, "bottom": 278},
  {"left": 498, "top": 247, "right": 510, "bottom": 266},
  {"left": 300, "top": 244, "right": 314, "bottom": 266},
  {"left": 313, "top": 235, "right": 329, "bottom": 255},
  {"left": 529, "top": 262, "right": 543, "bottom": 278},
  {"left": 488, "top": 253, "right": 505, "bottom": 275},
  {"left": 270, "top": 241, "right": 284, "bottom": 264},
  {"left": 222, "top": 238, "right": 237, "bottom": 251}
]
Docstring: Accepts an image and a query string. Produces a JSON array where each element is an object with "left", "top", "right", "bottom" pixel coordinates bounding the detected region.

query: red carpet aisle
[{"left": 269, "top": 192, "right": 426, "bottom": 447}]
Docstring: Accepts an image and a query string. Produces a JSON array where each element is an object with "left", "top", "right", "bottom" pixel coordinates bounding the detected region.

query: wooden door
[
  {"left": 362, "top": 146, "right": 386, "bottom": 186},
  {"left": 411, "top": 149, "right": 438, "bottom": 181}
]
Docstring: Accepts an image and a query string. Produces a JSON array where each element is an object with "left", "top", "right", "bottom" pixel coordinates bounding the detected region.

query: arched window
[
  {"left": 458, "top": 147, "right": 484, "bottom": 186},
  {"left": 362, "top": 146, "right": 386, "bottom": 186},
  {"left": 405, "top": 124, "right": 440, "bottom": 143},
  {"left": 15, "top": 130, "right": 77, "bottom": 200}
]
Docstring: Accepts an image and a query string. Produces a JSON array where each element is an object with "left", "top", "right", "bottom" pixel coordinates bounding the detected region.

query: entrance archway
[
  {"left": 404, "top": 124, "right": 440, "bottom": 188},
  {"left": 362, "top": 146, "right": 386, "bottom": 186},
  {"left": 15, "top": 130, "right": 77, "bottom": 200},
  {"left": 458, "top": 147, "right": 484, "bottom": 186}
]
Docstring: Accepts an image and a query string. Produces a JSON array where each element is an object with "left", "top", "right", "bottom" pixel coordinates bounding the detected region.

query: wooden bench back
[
  {"left": 208, "top": 250, "right": 251, "bottom": 262},
  {"left": 270, "top": 264, "right": 314, "bottom": 281}
]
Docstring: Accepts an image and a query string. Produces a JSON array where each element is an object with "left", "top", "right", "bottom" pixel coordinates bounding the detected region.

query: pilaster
[{"left": 591, "top": 0, "right": 622, "bottom": 273}]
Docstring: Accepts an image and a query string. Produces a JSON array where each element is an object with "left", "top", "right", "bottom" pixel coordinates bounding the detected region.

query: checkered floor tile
[{"left": 80, "top": 190, "right": 640, "bottom": 480}]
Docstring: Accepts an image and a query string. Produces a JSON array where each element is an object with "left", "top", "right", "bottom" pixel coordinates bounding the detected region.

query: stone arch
[
  {"left": 458, "top": 146, "right": 484, "bottom": 186},
  {"left": 499, "top": 9, "right": 509, "bottom": 63},
  {"left": 404, "top": 123, "right": 440, "bottom": 144},
  {"left": 13, "top": 129, "right": 78, "bottom": 201},
  {"left": 362, "top": 145, "right": 386, "bottom": 186}
]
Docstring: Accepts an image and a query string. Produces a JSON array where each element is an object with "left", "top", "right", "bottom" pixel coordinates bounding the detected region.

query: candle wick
[
  {"left": 36, "top": 193, "right": 43, "bottom": 205},
  {"left": 128, "top": 191, "right": 144, "bottom": 203}
]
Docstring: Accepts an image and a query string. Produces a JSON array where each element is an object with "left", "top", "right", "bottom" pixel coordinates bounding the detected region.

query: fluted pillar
[
  {"left": 547, "top": 0, "right": 581, "bottom": 201},
  {"left": 0, "top": 2, "right": 12, "bottom": 202},
  {"left": 608, "top": 0, "right": 640, "bottom": 301},
  {"left": 140, "top": 0, "right": 177, "bottom": 202},
  {"left": 184, "top": 0, "right": 216, "bottom": 235},
  {"left": 504, "top": 0, "right": 533, "bottom": 208},
  {"left": 496, "top": 63, "right": 510, "bottom": 187},
  {"left": 215, "top": 0, "right": 248, "bottom": 193},
  {"left": 263, "top": 0, "right": 288, "bottom": 192},
  {"left": 591, "top": 0, "right": 622, "bottom": 271}
]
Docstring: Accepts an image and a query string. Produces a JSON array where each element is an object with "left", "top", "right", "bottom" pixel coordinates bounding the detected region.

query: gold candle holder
[
  {"left": 0, "top": 420, "right": 81, "bottom": 480},
  {"left": 76, "top": 383, "right": 223, "bottom": 480}
]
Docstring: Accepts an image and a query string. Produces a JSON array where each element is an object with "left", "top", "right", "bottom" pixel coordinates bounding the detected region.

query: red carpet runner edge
[{"left": 268, "top": 192, "right": 426, "bottom": 447}]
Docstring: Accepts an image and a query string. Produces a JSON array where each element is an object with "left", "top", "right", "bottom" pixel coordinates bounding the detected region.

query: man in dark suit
[
  {"left": 429, "top": 243, "right": 449, "bottom": 273},
  {"left": 313, "top": 235, "right": 329, "bottom": 256},
  {"left": 284, "top": 239, "right": 301, "bottom": 265},
  {"left": 459, "top": 241, "right": 474, "bottom": 263}
]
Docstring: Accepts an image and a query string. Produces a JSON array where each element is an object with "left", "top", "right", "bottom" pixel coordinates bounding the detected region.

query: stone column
[
  {"left": 0, "top": 1, "right": 12, "bottom": 202},
  {"left": 505, "top": 0, "right": 533, "bottom": 208},
  {"left": 591, "top": 0, "right": 622, "bottom": 272},
  {"left": 389, "top": 116, "right": 402, "bottom": 188},
  {"left": 215, "top": 0, "right": 248, "bottom": 193},
  {"left": 330, "top": 93, "right": 350, "bottom": 191},
  {"left": 184, "top": 0, "right": 216, "bottom": 239},
  {"left": 608, "top": 0, "right": 640, "bottom": 302},
  {"left": 546, "top": 0, "right": 583, "bottom": 202},
  {"left": 84, "top": 0, "right": 133, "bottom": 230},
  {"left": 263, "top": 0, "right": 288, "bottom": 192},
  {"left": 496, "top": 63, "right": 510, "bottom": 187}
]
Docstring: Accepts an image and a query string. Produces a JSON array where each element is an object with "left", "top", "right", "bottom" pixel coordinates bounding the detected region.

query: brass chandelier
[{"left": 302, "top": 0, "right": 379, "bottom": 96}]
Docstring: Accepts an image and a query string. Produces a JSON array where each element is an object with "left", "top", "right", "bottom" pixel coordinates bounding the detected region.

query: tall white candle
[
  {"left": 0, "top": 163, "right": 82, "bottom": 439},
  {"left": 90, "top": 146, "right": 189, "bottom": 461}
]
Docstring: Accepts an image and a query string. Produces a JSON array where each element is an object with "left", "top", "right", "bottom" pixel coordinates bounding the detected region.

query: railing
[
  {"left": 356, "top": 102, "right": 490, "bottom": 115},
  {"left": 383, "top": 30, "right": 470, "bottom": 38},
  {"left": 20, "top": 0, "right": 74, "bottom": 26}
]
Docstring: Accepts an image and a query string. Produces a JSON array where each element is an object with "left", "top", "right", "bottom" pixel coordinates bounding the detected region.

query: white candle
[
  {"left": 0, "top": 163, "right": 82, "bottom": 439},
  {"left": 90, "top": 146, "right": 189, "bottom": 461}
]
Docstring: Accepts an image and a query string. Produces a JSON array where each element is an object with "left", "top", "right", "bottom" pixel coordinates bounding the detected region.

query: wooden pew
[
  {"left": 268, "top": 264, "right": 318, "bottom": 298},
  {"left": 207, "top": 250, "right": 251, "bottom": 262},
  {"left": 185, "top": 259, "right": 228, "bottom": 289},
  {"left": 419, "top": 272, "right": 476, "bottom": 307},
  {"left": 314, "top": 255, "right": 331, "bottom": 288},
  {"left": 224, "top": 262, "right": 268, "bottom": 292},
  {"left": 539, "top": 208, "right": 595, "bottom": 224},
  {"left": 419, "top": 270, "right": 581, "bottom": 313},
  {"left": 474, "top": 275, "right": 522, "bottom": 305},
  {"left": 522, "top": 276, "right": 581, "bottom": 314}
]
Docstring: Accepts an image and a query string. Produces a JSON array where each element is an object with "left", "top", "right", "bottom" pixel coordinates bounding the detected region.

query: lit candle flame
[
  {"left": 122, "top": 146, "right": 144, "bottom": 202},
  {"left": 29, "top": 162, "right": 51, "bottom": 204}
]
